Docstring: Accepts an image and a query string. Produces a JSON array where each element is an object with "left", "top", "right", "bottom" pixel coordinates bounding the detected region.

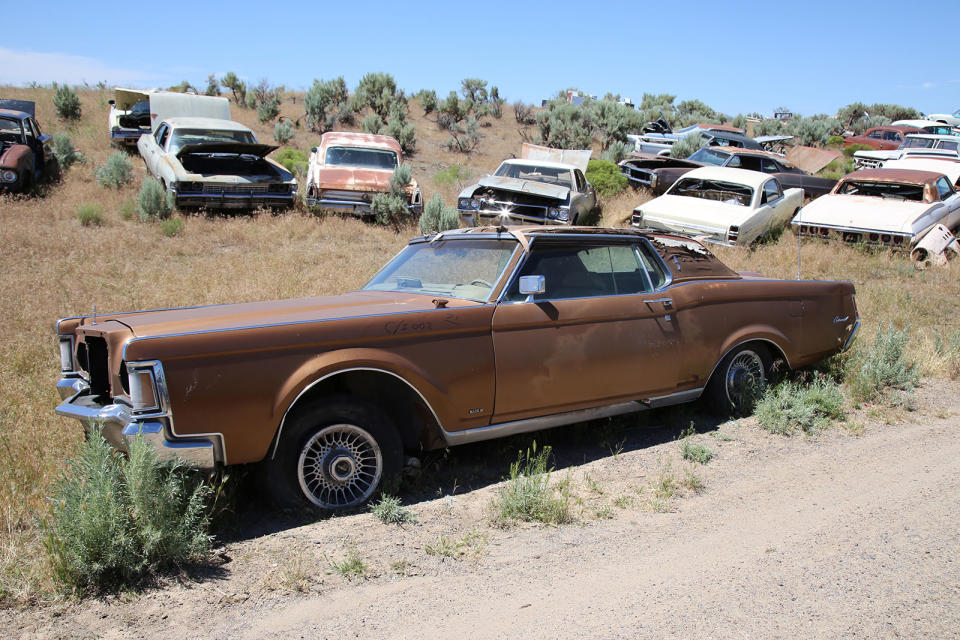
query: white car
[
  {"left": 884, "top": 158, "right": 960, "bottom": 188},
  {"left": 926, "top": 109, "right": 960, "bottom": 128},
  {"left": 854, "top": 134, "right": 960, "bottom": 169},
  {"left": 891, "top": 119, "right": 956, "bottom": 136},
  {"left": 791, "top": 168, "right": 960, "bottom": 248},
  {"left": 631, "top": 167, "right": 803, "bottom": 246},
  {"left": 137, "top": 117, "right": 297, "bottom": 210}
]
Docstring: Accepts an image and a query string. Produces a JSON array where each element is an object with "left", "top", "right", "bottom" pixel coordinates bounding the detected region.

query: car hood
[
  {"left": 311, "top": 165, "right": 395, "bottom": 192},
  {"left": 474, "top": 176, "right": 570, "bottom": 200},
  {"left": 82, "top": 290, "right": 474, "bottom": 341},
  {"left": 797, "top": 195, "right": 933, "bottom": 233},
  {"left": 176, "top": 142, "right": 278, "bottom": 159},
  {"left": 854, "top": 149, "right": 900, "bottom": 161},
  {"left": 641, "top": 194, "right": 755, "bottom": 230},
  {"left": 622, "top": 155, "right": 703, "bottom": 170}
]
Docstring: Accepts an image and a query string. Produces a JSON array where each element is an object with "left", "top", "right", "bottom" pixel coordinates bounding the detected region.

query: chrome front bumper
[
  {"left": 306, "top": 197, "right": 423, "bottom": 216},
  {"left": 55, "top": 376, "right": 218, "bottom": 469},
  {"left": 458, "top": 210, "right": 569, "bottom": 227}
]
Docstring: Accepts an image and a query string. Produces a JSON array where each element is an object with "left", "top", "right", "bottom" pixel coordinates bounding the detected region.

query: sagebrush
[
  {"left": 492, "top": 443, "right": 571, "bottom": 525},
  {"left": 137, "top": 177, "right": 174, "bottom": 221},
  {"left": 95, "top": 152, "right": 133, "bottom": 188},
  {"left": 756, "top": 377, "right": 846, "bottom": 435}
]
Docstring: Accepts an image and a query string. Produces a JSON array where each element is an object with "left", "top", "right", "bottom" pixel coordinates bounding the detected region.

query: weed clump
[
  {"left": 846, "top": 323, "right": 919, "bottom": 403},
  {"left": 161, "top": 218, "right": 184, "bottom": 237},
  {"left": 680, "top": 440, "right": 714, "bottom": 465},
  {"left": 41, "top": 429, "right": 212, "bottom": 595},
  {"left": 137, "top": 177, "right": 174, "bottom": 221},
  {"left": 274, "top": 147, "right": 308, "bottom": 176},
  {"left": 52, "top": 133, "right": 82, "bottom": 170},
  {"left": 273, "top": 119, "right": 295, "bottom": 145},
  {"left": 370, "top": 164, "right": 415, "bottom": 227},
  {"left": 755, "top": 377, "right": 846, "bottom": 435},
  {"left": 328, "top": 548, "right": 368, "bottom": 580},
  {"left": 491, "top": 443, "right": 571, "bottom": 525},
  {"left": 76, "top": 203, "right": 103, "bottom": 227},
  {"left": 53, "top": 84, "right": 81, "bottom": 120},
  {"left": 585, "top": 159, "right": 628, "bottom": 198},
  {"left": 95, "top": 151, "right": 133, "bottom": 188},
  {"left": 418, "top": 194, "right": 458, "bottom": 234},
  {"left": 369, "top": 495, "right": 416, "bottom": 524},
  {"left": 669, "top": 132, "right": 706, "bottom": 158}
]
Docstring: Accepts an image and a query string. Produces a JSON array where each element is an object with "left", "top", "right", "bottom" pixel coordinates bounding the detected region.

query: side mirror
[
  {"left": 518, "top": 275, "right": 545, "bottom": 296},
  {"left": 108, "top": 99, "right": 115, "bottom": 105},
  {"left": 311, "top": 146, "right": 317, "bottom": 153}
]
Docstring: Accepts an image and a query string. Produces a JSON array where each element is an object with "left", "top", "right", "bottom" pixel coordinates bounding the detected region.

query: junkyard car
[
  {"left": 631, "top": 166, "right": 803, "bottom": 245},
  {"left": 853, "top": 134, "right": 960, "bottom": 169},
  {"left": 55, "top": 226, "right": 859, "bottom": 512},
  {"left": 620, "top": 147, "right": 835, "bottom": 198},
  {"left": 0, "top": 100, "right": 54, "bottom": 192},
  {"left": 108, "top": 88, "right": 153, "bottom": 148},
  {"left": 304, "top": 132, "right": 422, "bottom": 215},
  {"left": 137, "top": 117, "right": 297, "bottom": 210},
  {"left": 791, "top": 168, "right": 960, "bottom": 247},
  {"left": 926, "top": 109, "right": 960, "bottom": 128},
  {"left": 843, "top": 125, "right": 922, "bottom": 151},
  {"left": 891, "top": 120, "right": 957, "bottom": 136},
  {"left": 458, "top": 159, "right": 599, "bottom": 226}
]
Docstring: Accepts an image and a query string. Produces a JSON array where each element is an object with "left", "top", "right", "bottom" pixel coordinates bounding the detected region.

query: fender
[{"left": 715, "top": 324, "right": 794, "bottom": 370}]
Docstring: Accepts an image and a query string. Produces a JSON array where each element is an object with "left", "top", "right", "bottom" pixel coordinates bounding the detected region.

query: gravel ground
[{"left": 7, "top": 380, "right": 960, "bottom": 639}]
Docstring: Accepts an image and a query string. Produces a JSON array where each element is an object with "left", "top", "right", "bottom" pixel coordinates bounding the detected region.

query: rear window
[
  {"left": 670, "top": 177, "right": 753, "bottom": 206},
  {"left": 325, "top": 146, "right": 399, "bottom": 170},
  {"left": 837, "top": 180, "right": 925, "bottom": 201}
]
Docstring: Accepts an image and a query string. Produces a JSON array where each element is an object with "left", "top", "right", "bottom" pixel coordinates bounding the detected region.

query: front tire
[
  {"left": 265, "top": 396, "right": 403, "bottom": 512},
  {"left": 706, "top": 344, "right": 770, "bottom": 415}
]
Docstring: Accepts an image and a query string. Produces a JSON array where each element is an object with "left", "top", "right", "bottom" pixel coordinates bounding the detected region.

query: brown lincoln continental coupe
[{"left": 55, "top": 227, "right": 859, "bottom": 511}]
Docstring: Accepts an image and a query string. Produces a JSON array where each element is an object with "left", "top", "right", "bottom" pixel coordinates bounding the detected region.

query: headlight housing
[
  {"left": 125, "top": 362, "right": 161, "bottom": 412},
  {"left": 556, "top": 209, "right": 570, "bottom": 222},
  {"left": 59, "top": 336, "right": 75, "bottom": 372},
  {"left": 546, "top": 207, "right": 559, "bottom": 219},
  {"left": 458, "top": 197, "right": 481, "bottom": 210},
  {"left": 1, "top": 170, "right": 16, "bottom": 183}
]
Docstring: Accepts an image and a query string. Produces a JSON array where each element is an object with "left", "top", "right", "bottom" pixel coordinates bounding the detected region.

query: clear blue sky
[{"left": 1, "top": 0, "right": 957, "bottom": 117}]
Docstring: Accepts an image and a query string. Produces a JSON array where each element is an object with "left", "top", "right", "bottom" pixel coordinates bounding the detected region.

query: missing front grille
[{"left": 85, "top": 337, "right": 110, "bottom": 399}]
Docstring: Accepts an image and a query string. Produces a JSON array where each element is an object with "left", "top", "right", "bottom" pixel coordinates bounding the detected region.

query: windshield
[
  {"left": 669, "top": 177, "right": 753, "bottom": 206},
  {"left": 902, "top": 137, "right": 935, "bottom": 149},
  {"left": 0, "top": 118, "right": 23, "bottom": 145},
  {"left": 363, "top": 238, "right": 517, "bottom": 302},
  {"left": 836, "top": 180, "right": 925, "bottom": 201},
  {"left": 494, "top": 163, "right": 572, "bottom": 189},
  {"left": 687, "top": 147, "right": 730, "bottom": 166},
  {"left": 325, "top": 146, "right": 398, "bottom": 170},
  {"left": 168, "top": 129, "right": 257, "bottom": 154}
]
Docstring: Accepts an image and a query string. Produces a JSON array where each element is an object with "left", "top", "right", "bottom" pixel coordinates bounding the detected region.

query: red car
[
  {"left": 0, "top": 100, "right": 54, "bottom": 192},
  {"left": 844, "top": 125, "right": 922, "bottom": 151}
]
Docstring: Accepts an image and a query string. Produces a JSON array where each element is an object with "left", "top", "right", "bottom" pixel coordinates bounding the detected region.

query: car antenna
[{"left": 92, "top": 304, "right": 97, "bottom": 325}]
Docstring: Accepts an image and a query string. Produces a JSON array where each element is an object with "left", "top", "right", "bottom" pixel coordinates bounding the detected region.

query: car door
[
  {"left": 572, "top": 169, "right": 596, "bottom": 223},
  {"left": 490, "top": 239, "right": 678, "bottom": 423},
  {"left": 140, "top": 123, "right": 168, "bottom": 176},
  {"left": 935, "top": 177, "right": 960, "bottom": 229}
]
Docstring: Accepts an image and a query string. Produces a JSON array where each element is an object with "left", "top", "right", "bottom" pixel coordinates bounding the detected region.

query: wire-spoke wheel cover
[
  {"left": 297, "top": 424, "right": 383, "bottom": 508},
  {"left": 725, "top": 349, "right": 766, "bottom": 410}
]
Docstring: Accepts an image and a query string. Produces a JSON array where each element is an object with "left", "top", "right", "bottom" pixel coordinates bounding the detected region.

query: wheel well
[
  {"left": 707, "top": 338, "right": 789, "bottom": 385},
  {"left": 273, "top": 370, "right": 440, "bottom": 457}
]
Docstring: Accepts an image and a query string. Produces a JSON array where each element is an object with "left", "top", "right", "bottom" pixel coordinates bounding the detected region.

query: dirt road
[{"left": 10, "top": 383, "right": 960, "bottom": 639}]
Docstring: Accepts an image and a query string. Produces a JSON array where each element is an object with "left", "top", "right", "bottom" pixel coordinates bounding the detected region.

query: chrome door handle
[{"left": 646, "top": 297, "right": 673, "bottom": 308}]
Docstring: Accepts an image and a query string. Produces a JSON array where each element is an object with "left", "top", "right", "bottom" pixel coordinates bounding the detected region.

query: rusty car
[
  {"left": 457, "top": 159, "right": 599, "bottom": 226},
  {"left": 843, "top": 125, "right": 923, "bottom": 151},
  {"left": 0, "top": 100, "right": 55, "bottom": 192},
  {"left": 620, "top": 147, "right": 836, "bottom": 199},
  {"left": 137, "top": 116, "right": 297, "bottom": 210},
  {"left": 632, "top": 166, "right": 803, "bottom": 246},
  {"left": 54, "top": 226, "right": 859, "bottom": 512},
  {"left": 791, "top": 168, "right": 960, "bottom": 248},
  {"left": 304, "top": 132, "right": 422, "bottom": 215}
]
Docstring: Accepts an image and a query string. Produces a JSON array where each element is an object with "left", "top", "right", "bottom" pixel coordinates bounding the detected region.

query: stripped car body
[
  {"left": 137, "top": 117, "right": 296, "bottom": 210},
  {"left": 304, "top": 132, "right": 421, "bottom": 215},
  {"left": 853, "top": 134, "right": 960, "bottom": 169},
  {"left": 458, "top": 158, "right": 598, "bottom": 226},
  {"left": 620, "top": 147, "right": 835, "bottom": 198},
  {"left": 791, "top": 168, "right": 960, "bottom": 248},
  {"left": 632, "top": 166, "right": 803, "bottom": 246},
  {"left": 54, "top": 226, "right": 859, "bottom": 511},
  {"left": 0, "top": 100, "right": 54, "bottom": 192}
]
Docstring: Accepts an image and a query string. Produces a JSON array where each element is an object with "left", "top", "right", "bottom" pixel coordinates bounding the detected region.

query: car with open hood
[
  {"left": 137, "top": 116, "right": 296, "bottom": 210},
  {"left": 620, "top": 146, "right": 835, "bottom": 199},
  {"left": 0, "top": 100, "right": 54, "bottom": 192},
  {"left": 304, "top": 131, "right": 421, "bottom": 215},
  {"left": 110, "top": 89, "right": 231, "bottom": 149},
  {"left": 457, "top": 158, "right": 599, "bottom": 226},
  {"left": 54, "top": 226, "right": 859, "bottom": 513},
  {"left": 631, "top": 166, "right": 803, "bottom": 246},
  {"left": 791, "top": 168, "right": 960, "bottom": 248}
]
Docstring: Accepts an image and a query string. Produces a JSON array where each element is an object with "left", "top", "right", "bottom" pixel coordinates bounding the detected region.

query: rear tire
[
  {"left": 706, "top": 344, "right": 770, "bottom": 416},
  {"left": 264, "top": 396, "right": 403, "bottom": 513}
]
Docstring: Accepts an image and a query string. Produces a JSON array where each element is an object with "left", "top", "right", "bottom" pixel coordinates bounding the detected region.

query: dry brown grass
[{"left": 2, "top": 85, "right": 959, "bottom": 602}]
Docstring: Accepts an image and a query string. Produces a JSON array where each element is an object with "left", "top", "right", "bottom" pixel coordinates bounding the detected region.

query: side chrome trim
[
  {"left": 645, "top": 387, "right": 703, "bottom": 409},
  {"left": 270, "top": 366, "right": 444, "bottom": 460},
  {"left": 842, "top": 317, "right": 861, "bottom": 352}
]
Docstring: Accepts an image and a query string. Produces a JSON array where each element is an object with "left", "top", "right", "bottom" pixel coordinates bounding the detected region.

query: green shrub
[
  {"left": 756, "top": 378, "right": 846, "bottom": 435},
  {"left": 432, "top": 164, "right": 471, "bottom": 188},
  {"left": 53, "top": 84, "right": 81, "bottom": 120},
  {"left": 846, "top": 323, "right": 919, "bottom": 403},
  {"left": 600, "top": 140, "right": 631, "bottom": 164},
  {"left": 273, "top": 119, "right": 295, "bottom": 145},
  {"left": 119, "top": 200, "right": 135, "bottom": 220},
  {"left": 415, "top": 89, "right": 437, "bottom": 115},
  {"left": 535, "top": 101, "right": 594, "bottom": 149},
  {"left": 843, "top": 143, "right": 873, "bottom": 158},
  {"left": 355, "top": 72, "right": 400, "bottom": 119},
  {"left": 304, "top": 76, "right": 349, "bottom": 132},
  {"left": 204, "top": 73, "right": 221, "bottom": 97},
  {"left": 443, "top": 117, "right": 481, "bottom": 153},
  {"left": 220, "top": 72, "right": 247, "bottom": 105},
  {"left": 137, "top": 177, "right": 174, "bottom": 221},
  {"left": 680, "top": 440, "right": 714, "bottom": 464},
  {"left": 492, "top": 443, "right": 571, "bottom": 525},
  {"left": 669, "top": 132, "right": 707, "bottom": 159},
  {"left": 362, "top": 113, "right": 384, "bottom": 135},
  {"left": 384, "top": 101, "right": 416, "bottom": 154},
  {"left": 41, "top": 428, "right": 212, "bottom": 594},
  {"left": 76, "top": 203, "right": 103, "bottom": 227},
  {"left": 369, "top": 495, "right": 416, "bottom": 524},
  {"left": 585, "top": 159, "right": 628, "bottom": 198},
  {"left": 827, "top": 135, "right": 845, "bottom": 146},
  {"left": 161, "top": 218, "right": 184, "bottom": 237},
  {"left": 273, "top": 147, "right": 309, "bottom": 176},
  {"left": 95, "top": 151, "right": 133, "bottom": 188},
  {"left": 257, "top": 97, "right": 280, "bottom": 123},
  {"left": 52, "top": 132, "right": 81, "bottom": 169},
  {"left": 418, "top": 194, "right": 459, "bottom": 234},
  {"left": 370, "top": 164, "right": 414, "bottom": 227}
]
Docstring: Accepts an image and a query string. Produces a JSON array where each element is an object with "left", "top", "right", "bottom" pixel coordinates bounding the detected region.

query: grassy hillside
[{"left": 1, "top": 85, "right": 959, "bottom": 602}]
